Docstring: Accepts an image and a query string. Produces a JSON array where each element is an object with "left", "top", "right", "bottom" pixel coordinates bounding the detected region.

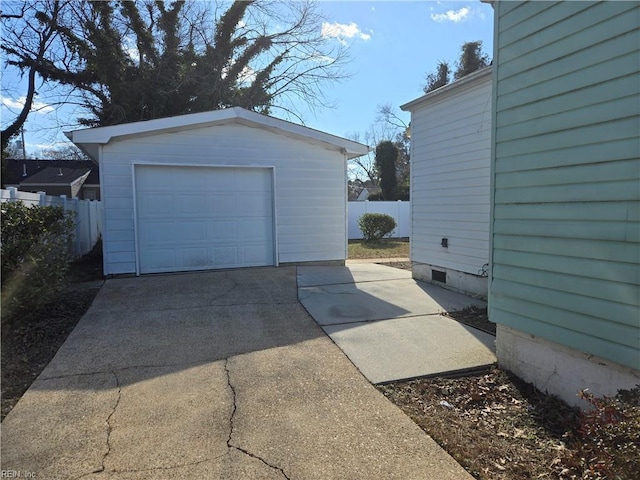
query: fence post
[
  {"left": 72, "top": 197, "right": 82, "bottom": 257},
  {"left": 38, "top": 191, "right": 46, "bottom": 206},
  {"left": 8, "top": 186, "right": 17, "bottom": 202},
  {"left": 397, "top": 200, "right": 402, "bottom": 238}
]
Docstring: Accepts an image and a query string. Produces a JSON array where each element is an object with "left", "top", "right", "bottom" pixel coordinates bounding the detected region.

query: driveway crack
[
  {"left": 224, "top": 358, "right": 291, "bottom": 480},
  {"left": 73, "top": 370, "right": 121, "bottom": 479},
  {"left": 98, "top": 370, "right": 121, "bottom": 474},
  {"left": 208, "top": 273, "right": 239, "bottom": 305}
]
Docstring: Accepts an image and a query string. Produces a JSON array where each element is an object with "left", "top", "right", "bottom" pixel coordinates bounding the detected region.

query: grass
[{"left": 348, "top": 238, "right": 409, "bottom": 259}]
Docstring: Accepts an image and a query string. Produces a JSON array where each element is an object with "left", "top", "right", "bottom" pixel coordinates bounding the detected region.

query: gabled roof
[
  {"left": 65, "top": 107, "right": 370, "bottom": 161},
  {"left": 2, "top": 159, "right": 100, "bottom": 187},
  {"left": 20, "top": 167, "right": 91, "bottom": 186},
  {"left": 400, "top": 66, "right": 492, "bottom": 112}
]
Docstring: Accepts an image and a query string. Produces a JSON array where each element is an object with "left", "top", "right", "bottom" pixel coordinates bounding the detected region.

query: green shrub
[
  {"left": 358, "top": 213, "right": 397, "bottom": 241},
  {"left": 1, "top": 201, "right": 75, "bottom": 322}
]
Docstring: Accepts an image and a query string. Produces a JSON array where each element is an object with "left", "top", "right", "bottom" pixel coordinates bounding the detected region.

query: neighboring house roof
[
  {"left": 20, "top": 167, "right": 91, "bottom": 186},
  {"left": 65, "top": 107, "right": 370, "bottom": 161},
  {"left": 400, "top": 66, "right": 492, "bottom": 112},
  {"left": 3, "top": 159, "right": 100, "bottom": 186}
]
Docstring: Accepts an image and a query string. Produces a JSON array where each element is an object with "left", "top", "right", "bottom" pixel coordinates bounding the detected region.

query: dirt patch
[
  {"left": 379, "top": 260, "right": 412, "bottom": 271},
  {"left": 1, "top": 245, "right": 103, "bottom": 420},
  {"left": 445, "top": 305, "right": 495, "bottom": 335},
  {"left": 380, "top": 367, "right": 581, "bottom": 479}
]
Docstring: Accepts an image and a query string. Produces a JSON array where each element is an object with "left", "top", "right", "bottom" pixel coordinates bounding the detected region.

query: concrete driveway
[
  {"left": 298, "top": 264, "right": 496, "bottom": 384},
  {"left": 1, "top": 267, "right": 472, "bottom": 479}
]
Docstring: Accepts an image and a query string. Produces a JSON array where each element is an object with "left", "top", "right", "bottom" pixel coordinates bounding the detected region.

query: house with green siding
[{"left": 489, "top": 1, "right": 639, "bottom": 406}]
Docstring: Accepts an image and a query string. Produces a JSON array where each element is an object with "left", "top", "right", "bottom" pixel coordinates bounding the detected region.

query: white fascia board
[
  {"left": 65, "top": 107, "right": 370, "bottom": 160},
  {"left": 400, "top": 66, "right": 493, "bottom": 112},
  {"left": 233, "top": 108, "right": 370, "bottom": 159}
]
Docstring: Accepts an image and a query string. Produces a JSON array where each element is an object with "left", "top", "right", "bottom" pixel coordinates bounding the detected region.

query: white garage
[{"left": 66, "top": 107, "right": 368, "bottom": 276}]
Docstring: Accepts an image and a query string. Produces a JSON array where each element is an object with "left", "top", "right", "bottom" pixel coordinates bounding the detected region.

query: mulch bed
[
  {"left": 379, "top": 367, "right": 582, "bottom": 479},
  {"left": 1, "top": 245, "right": 104, "bottom": 420}
]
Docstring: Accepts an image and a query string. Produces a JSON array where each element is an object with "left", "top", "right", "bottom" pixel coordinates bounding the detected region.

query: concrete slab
[
  {"left": 92, "top": 267, "right": 298, "bottom": 312},
  {"left": 1, "top": 267, "right": 473, "bottom": 480},
  {"left": 297, "top": 263, "right": 496, "bottom": 384},
  {"left": 299, "top": 277, "right": 486, "bottom": 326},
  {"left": 323, "top": 315, "right": 497, "bottom": 384},
  {"left": 0, "top": 373, "right": 120, "bottom": 479},
  {"left": 297, "top": 263, "right": 411, "bottom": 287},
  {"left": 42, "top": 302, "right": 317, "bottom": 378},
  {"left": 106, "top": 363, "right": 230, "bottom": 472},
  {"left": 228, "top": 336, "right": 472, "bottom": 479}
]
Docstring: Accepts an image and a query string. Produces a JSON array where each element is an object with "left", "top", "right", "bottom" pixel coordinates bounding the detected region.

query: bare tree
[
  {"left": 1, "top": 0, "right": 350, "bottom": 131},
  {"left": 1, "top": 0, "right": 65, "bottom": 151}
]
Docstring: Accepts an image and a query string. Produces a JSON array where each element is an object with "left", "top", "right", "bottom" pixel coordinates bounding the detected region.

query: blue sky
[{"left": 0, "top": 1, "right": 495, "bottom": 156}]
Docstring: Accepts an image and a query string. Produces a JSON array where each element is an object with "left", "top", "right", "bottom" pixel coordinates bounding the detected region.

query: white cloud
[
  {"left": 321, "top": 22, "right": 372, "bottom": 46},
  {"left": 238, "top": 66, "right": 256, "bottom": 84},
  {"left": 310, "top": 53, "right": 335, "bottom": 64},
  {"left": 430, "top": 6, "right": 471, "bottom": 23},
  {"left": 0, "top": 95, "right": 54, "bottom": 114}
]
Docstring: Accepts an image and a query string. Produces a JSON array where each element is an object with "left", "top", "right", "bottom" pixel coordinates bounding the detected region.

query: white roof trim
[
  {"left": 400, "top": 66, "right": 492, "bottom": 112},
  {"left": 65, "top": 107, "right": 369, "bottom": 160}
]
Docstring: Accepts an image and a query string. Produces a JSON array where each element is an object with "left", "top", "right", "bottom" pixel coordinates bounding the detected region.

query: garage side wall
[{"left": 100, "top": 123, "right": 346, "bottom": 275}]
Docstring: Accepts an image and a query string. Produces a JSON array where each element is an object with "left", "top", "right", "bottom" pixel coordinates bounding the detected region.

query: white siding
[
  {"left": 100, "top": 123, "right": 346, "bottom": 275},
  {"left": 491, "top": 1, "right": 640, "bottom": 369},
  {"left": 409, "top": 70, "right": 492, "bottom": 275}
]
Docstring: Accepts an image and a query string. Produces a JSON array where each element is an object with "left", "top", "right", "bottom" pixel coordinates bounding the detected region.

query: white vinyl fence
[
  {"left": 348, "top": 201, "right": 410, "bottom": 239},
  {"left": 1, "top": 187, "right": 102, "bottom": 258}
]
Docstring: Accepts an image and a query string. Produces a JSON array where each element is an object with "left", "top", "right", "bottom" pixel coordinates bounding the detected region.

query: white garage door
[{"left": 135, "top": 165, "right": 274, "bottom": 274}]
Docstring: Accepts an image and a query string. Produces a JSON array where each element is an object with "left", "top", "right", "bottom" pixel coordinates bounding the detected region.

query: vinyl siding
[
  {"left": 100, "top": 123, "right": 346, "bottom": 275},
  {"left": 491, "top": 1, "right": 640, "bottom": 369},
  {"left": 408, "top": 69, "right": 492, "bottom": 275}
]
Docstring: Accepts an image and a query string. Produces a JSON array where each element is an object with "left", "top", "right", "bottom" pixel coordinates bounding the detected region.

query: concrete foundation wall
[
  {"left": 413, "top": 262, "right": 487, "bottom": 299},
  {"left": 496, "top": 325, "right": 640, "bottom": 408}
]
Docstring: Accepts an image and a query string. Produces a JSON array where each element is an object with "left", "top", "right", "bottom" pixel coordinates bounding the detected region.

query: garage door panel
[
  {"left": 141, "top": 248, "right": 176, "bottom": 270},
  {"left": 178, "top": 194, "right": 208, "bottom": 215},
  {"left": 180, "top": 221, "right": 208, "bottom": 242},
  {"left": 136, "top": 166, "right": 274, "bottom": 273},
  {"left": 239, "top": 218, "right": 273, "bottom": 240},
  {"left": 207, "top": 194, "right": 238, "bottom": 216},
  {"left": 179, "top": 247, "right": 210, "bottom": 268},
  {"left": 212, "top": 247, "right": 238, "bottom": 267},
  {"left": 242, "top": 245, "right": 273, "bottom": 264},
  {"left": 140, "top": 221, "right": 176, "bottom": 244},
  {"left": 239, "top": 194, "right": 273, "bottom": 216},
  {"left": 207, "top": 221, "right": 238, "bottom": 242}
]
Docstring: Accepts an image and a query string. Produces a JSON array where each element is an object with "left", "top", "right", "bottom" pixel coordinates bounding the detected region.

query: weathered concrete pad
[
  {"left": 0, "top": 373, "right": 119, "bottom": 479},
  {"left": 298, "top": 263, "right": 411, "bottom": 287},
  {"left": 228, "top": 336, "right": 473, "bottom": 480},
  {"left": 92, "top": 267, "right": 298, "bottom": 312},
  {"left": 41, "top": 302, "right": 317, "bottom": 378},
  {"left": 324, "top": 315, "right": 497, "bottom": 383},
  {"left": 299, "top": 277, "right": 486, "bottom": 326},
  {"left": 105, "top": 363, "right": 230, "bottom": 472},
  {"left": 1, "top": 267, "right": 474, "bottom": 480}
]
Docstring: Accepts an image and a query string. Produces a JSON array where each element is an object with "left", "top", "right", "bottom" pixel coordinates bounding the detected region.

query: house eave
[
  {"left": 400, "top": 66, "right": 493, "bottom": 112},
  {"left": 65, "top": 107, "right": 370, "bottom": 161}
]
